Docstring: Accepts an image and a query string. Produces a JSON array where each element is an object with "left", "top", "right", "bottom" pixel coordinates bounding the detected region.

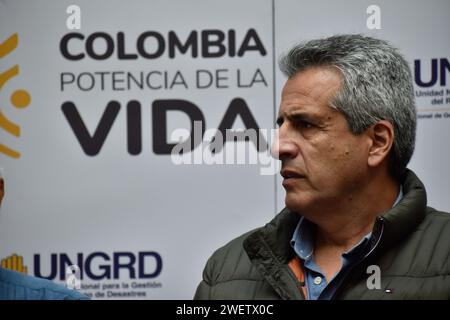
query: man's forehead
[
  {"left": 283, "top": 66, "right": 341, "bottom": 92},
  {"left": 278, "top": 102, "right": 325, "bottom": 119},
  {"left": 278, "top": 92, "right": 338, "bottom": 120},
  {"left": 279, "top": 67, "right": 342, "bottom": 118}
]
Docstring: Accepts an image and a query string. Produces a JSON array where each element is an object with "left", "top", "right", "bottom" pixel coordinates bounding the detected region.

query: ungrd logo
[
  {"left": 0, "top": 33, "right": 31, "bottom": 159},
  {"left": 415, "top": 58, "right": 450, "bottom": 87},
  {"left": 1, "top": 253, "right": 28, "bottom": 274},
  {"left": 33, "top": 251, "right": 162, "bottom": 281}
]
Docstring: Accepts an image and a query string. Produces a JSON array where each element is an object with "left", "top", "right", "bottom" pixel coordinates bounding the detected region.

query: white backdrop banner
[{"left": 0, "top": 0, "right": 449, "bottom": 299}]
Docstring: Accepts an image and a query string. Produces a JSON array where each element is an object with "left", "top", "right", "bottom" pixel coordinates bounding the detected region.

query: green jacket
[{"left": 194, "top": 170, "right": 450, "bottom": 299}]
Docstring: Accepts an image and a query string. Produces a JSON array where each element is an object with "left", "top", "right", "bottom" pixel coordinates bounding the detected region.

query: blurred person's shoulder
[{"left": 0, "top": 267, "right": 88, "bottom": 300}]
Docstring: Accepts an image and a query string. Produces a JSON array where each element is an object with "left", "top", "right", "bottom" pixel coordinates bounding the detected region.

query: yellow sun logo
[{"left": 0, "top": 33, "right": 31, "bottom": 158}]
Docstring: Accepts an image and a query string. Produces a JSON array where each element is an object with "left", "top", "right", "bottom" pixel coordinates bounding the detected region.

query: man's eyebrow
[{"left": 276, "top": 112, "right": 321, "bottom": 126}]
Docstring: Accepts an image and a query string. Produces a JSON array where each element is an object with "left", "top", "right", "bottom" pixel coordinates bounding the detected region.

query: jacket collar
[
  {"left": 375, "top": 169, "right": 427, "bottom": 252},
  {"left": 243, "top": 207, "right": 303, "bottom": 299}
]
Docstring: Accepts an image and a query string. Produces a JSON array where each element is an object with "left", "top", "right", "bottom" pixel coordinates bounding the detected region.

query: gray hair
[{"left": 279, "top": 34, "right": 416, "bottom": 180}]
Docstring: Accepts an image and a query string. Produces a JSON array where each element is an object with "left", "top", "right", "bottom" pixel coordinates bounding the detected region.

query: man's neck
[
  {"left": 309, "top": 172, "right": 400, "bottom": 251},
  {"left": 306, "top": 172, "right": 400, "bottom": 283}
]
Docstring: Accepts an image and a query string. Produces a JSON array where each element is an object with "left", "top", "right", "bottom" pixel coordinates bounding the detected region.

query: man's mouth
[{"left": 280, "top": 169, "right": 305, "bottom": 180}]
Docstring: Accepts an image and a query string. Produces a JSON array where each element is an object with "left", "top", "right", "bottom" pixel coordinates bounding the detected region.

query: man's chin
[{"left": 284, "top": 194, "right": 311, "bottom": 213}]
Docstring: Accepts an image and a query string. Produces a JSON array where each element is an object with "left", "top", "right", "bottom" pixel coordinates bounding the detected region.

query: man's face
[{"left": 272, "top": 67, "right": 371, "bottom": 214}]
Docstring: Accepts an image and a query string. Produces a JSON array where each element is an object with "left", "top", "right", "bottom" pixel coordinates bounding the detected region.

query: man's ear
[
  {"left": 0, "top": 178, "right": 4, "bottom": 204},
  {"left": 367, "top": 120, "right": 395, "bottom": 168}
]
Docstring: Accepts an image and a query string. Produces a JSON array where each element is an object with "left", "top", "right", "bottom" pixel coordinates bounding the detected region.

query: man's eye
[{"left": 297, "top": 121, "right": 313, "bottom": 129}]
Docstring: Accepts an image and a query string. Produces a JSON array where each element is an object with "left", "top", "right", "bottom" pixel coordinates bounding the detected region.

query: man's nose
[{"left": 271, "top": 129, "right": 299, "bottom": 161}]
